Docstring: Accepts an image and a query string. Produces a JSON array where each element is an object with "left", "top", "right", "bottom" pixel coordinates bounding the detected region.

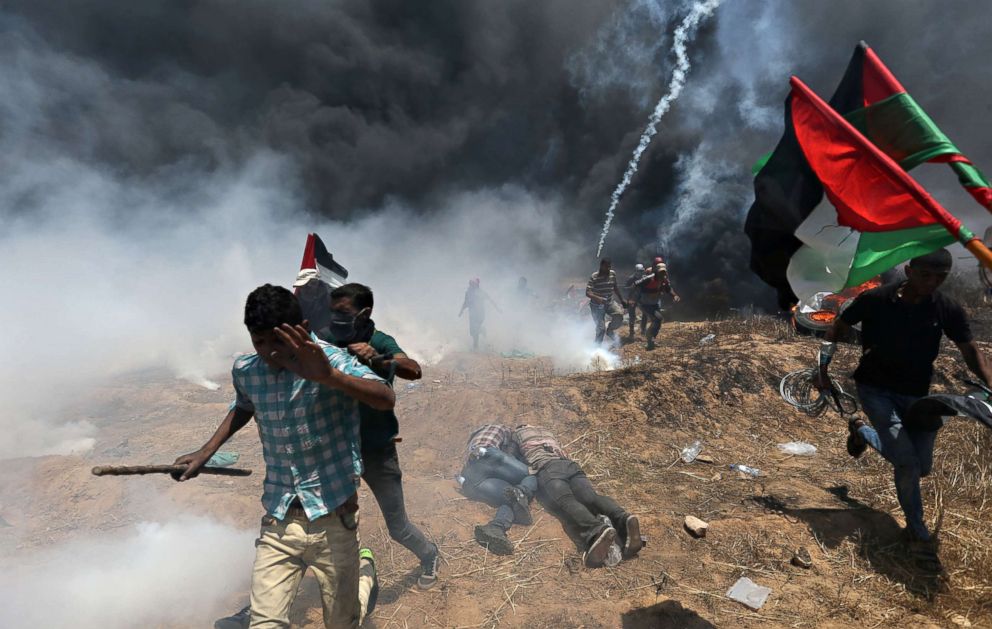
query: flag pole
[{"left": 964, "top": 237, "right": 992, "bottom": 271}]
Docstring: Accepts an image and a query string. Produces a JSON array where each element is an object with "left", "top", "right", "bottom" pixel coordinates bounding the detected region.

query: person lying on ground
[
  {"left": 633, "top": 263, "right": 680, "bottom": 351},
  {"left": 817, "top": 249, "right": 992, "bottom": 572},
  {"left": 512, "top": 424, "right": 643, "bottom": 567},
  {"left": 174, "top": 284, "right": 393, "bottom": 629},
  {"left": 586, "top": 258, "right": 626, "bottom": 346},
  {"left": 460, "top": 424, "right": 537, "bottom": 555}
]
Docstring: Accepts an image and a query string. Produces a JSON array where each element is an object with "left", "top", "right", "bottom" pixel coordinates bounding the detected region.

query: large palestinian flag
[{"left": 745, "top": 42, "right": 992, "bottom": 308}]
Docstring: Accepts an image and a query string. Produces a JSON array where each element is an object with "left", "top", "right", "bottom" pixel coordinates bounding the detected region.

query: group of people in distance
[{"left": 586, "top": 257, "right": 681, "bottom": 350}]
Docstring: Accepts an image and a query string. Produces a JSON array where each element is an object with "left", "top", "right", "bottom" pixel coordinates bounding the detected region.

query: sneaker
[
  {"left": 645, "top": 339, "right": 656, "bottom": 351},
  {"left": 359, "top": 548, "right": 380, "bottom": 618},
  {"left": 474, "top": 523, "right": 514, "bottom": 555},
  {"left": 583, "top": 526, "right": 617, "bottom": 568},
  {"left": 846, "top": 418, "right": 868, "bottom": 458},
  {"left": 214, "top": 605, "right": 250, "bottom": 629},
  {"left": 503, "top": 486, "right": 533, "bottom": 525},
  {"left": 621, "top": 515, "right": 643, "bottom": 559},
  {"left": 417, "top": 544, "right": 439, "bottom": 590}
]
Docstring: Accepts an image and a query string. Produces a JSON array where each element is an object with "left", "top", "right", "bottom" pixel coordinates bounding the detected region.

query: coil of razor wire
[{"left": 780, "top": 368, "right": 859, "bottom": 417}]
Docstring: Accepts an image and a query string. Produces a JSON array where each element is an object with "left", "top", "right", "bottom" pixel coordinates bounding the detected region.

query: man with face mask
[
  {"left": 326, "top": 283, "right": 440, "bottom": 590},
  {"left": 818, "top": 249, "right": 992, "bottom": 572}
]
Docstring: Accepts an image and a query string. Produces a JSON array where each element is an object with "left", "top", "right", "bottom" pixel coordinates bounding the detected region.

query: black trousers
[
  {"left": 361, "top": 443, "right": 435, "bottom": 561},
  {"left": 537, "top": 459, "right": 627, "bottom": 545}
]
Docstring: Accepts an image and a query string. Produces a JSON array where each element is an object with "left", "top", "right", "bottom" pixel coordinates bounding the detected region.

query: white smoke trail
[{"left": 595, "top": 0, "right": 725, "bottom": 256}]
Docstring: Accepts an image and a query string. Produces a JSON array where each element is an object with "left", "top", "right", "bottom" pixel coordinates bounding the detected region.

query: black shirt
[{"left": 840, "top": 282, "right": 972, "bottom": 397}]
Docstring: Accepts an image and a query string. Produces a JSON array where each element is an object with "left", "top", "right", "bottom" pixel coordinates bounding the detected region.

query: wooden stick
[{"left": 91, "top": 465, "right": 252, "bottom": 477}]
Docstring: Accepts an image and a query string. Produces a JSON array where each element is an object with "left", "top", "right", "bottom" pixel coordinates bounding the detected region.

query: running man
[
  {"left": 325, "top": 283, "right": 440, "bottom": 589},
  {"left": 585, "top": 258, "right": 626, "bottom": 345},
  {"left": 624, "top": 263, "right": 645, "bottom": 337},
  {"left": 459, "top": 278, "right": 499, "bottom": 351},
  {"left": 176, "top": 284, "right": 391, "bottom": 628},
  {"left": 817, "top": 249, "right": 992, "bottom": 570},
  {"left": 633, "top": 262, "right": 680, "bottom": 350}
]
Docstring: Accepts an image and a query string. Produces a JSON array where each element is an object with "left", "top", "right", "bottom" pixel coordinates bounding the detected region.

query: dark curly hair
[
  {"left": 244, "top": 284, "right": 303, "bottom": 333},
  {"left": 331, "top": 282, "right": 374, "bottom": 311}
]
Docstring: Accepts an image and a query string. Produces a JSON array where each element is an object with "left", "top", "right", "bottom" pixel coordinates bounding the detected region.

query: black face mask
[{"left": 328, "top": 309, "right": 373, "bottom": 344}]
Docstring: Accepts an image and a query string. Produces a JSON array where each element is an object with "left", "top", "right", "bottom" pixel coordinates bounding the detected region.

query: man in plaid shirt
[
  {"left": 174, "top": 284, "right": 395, "bottom": 629},
  {"left": 459, "top": 424, "right": 537, "bottom": 555}
]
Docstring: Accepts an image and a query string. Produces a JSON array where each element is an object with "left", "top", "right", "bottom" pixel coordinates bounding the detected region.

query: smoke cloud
[{"left": 0, "top": 516, "right": 255, "bottom": 629}]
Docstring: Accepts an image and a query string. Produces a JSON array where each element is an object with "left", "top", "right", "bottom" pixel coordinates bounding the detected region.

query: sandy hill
[{"left": 1, "top": 316, "right": 990, "bottom": 628}]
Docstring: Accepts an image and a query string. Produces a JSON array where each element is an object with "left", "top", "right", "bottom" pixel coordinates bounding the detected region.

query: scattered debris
[
  {"left": 683, "top": 515, "right": 708, "bottom": 538},
  {"left": 950, "top": 614, "right": 973, "bottom": 627},
  {"left": 699, "top": 333, "right": 716, "bottom": 346},
  {"left": 778, "top": 441, "right": 817, "bottom": 456},
  {"left": 710, "top": 472, "right": 722, "bottom": 482},
  {"left": 680, "top": 440, "right": 703, "bottom": 463},
  {"left": 791, "top": 547, "right": 812, "bottom": 569},
  {"left": 726, "top": 576, "right": 772, "bottom": 610},
  {"left": 404, "top": 382, "right": 421, "bottom": 392},
  {"left": 695, "top": 453, "right": 715, "bottom": 464},
  {"left": 728, "top": 464, "right": 761, "bottom": 478}
]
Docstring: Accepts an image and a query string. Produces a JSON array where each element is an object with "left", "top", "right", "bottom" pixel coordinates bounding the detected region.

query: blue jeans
[
  {"left": 856, "top": 383, "right": 940, "bottom": 541},
  {"left": 461, "top": 448, "right": 537, "bottom": 530},
  {"left": 589, "top": 301, "right": 624, "bottom": 344}
]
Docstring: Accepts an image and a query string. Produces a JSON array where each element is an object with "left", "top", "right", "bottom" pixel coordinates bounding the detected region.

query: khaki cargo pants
[{"left": 249, "top": 500, "right": 376, "bottom": 628}]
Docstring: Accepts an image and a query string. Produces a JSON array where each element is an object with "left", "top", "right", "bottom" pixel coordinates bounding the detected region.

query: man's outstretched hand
[{"left": 272, "top": 323, "right": 333, "bottom": 382}]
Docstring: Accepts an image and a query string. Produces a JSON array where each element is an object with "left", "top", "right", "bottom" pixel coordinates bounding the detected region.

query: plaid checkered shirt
[
  {"left": 465, "top": 424, "right": 513, "bottom": 464},
  {"left": 230, "top": 335, "right": 386, "bottom": 521}
]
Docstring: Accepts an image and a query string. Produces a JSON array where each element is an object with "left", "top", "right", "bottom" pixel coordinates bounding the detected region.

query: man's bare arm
[
  {"left": 173, "top": 406, "right": 254, "bottom": 481},
  {"left": 387, "top": 353, "right": 422, "bottom": 380},
  {"left": 956, "top": 340, "right": 992, "bottom": 387},
  {"left": 816, "top": 318, "right": 853, "bottom": 388},
  {"left": 273, "top": 323, "right": 396, "bottom": 411}
]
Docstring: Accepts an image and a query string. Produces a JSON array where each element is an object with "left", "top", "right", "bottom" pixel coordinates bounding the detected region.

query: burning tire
[{"left": 794, "top": 309, "right": 836, "bottom": 336}]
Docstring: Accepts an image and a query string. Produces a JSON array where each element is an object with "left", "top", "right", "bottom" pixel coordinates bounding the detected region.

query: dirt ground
[{"left": 2, "top": 315, "right": 991, "bottom": 628}]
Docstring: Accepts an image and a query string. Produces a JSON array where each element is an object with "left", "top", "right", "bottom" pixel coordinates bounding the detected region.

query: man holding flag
[{"left": 817, "top": 250, "right": 992, "bottom": 568}]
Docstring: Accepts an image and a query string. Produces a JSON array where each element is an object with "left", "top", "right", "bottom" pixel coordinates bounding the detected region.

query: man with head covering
[
  {"left": 817, "top": 249, "right": 992, "bottom": 571},
  {"left": 633, "top": 262, "right": 681, "bottom": 350},
  {"left": 624, "top": 263, "right": 645, "bottom": 338}
]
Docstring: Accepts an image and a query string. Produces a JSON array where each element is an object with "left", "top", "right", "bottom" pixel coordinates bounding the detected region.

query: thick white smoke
[
  {"left": 0, "top": 516, "right": 255, "bottom": 629},
  {"left": 595, "top": 0, "right": 725, "bottom": 256}
]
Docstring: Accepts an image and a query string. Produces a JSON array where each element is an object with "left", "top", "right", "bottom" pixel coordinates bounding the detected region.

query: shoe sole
[
  {"left": 585, "top": 527, "right": 617, "bottom": 567},
  {"left": 623, "top": 515, "right": 643, "bottom": 559},
  {"left": 359, "top": 553, "right": 380, "bottom": 618},
  {"left": 475, "top": 526, "right": 514, "bottom": 555}
]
